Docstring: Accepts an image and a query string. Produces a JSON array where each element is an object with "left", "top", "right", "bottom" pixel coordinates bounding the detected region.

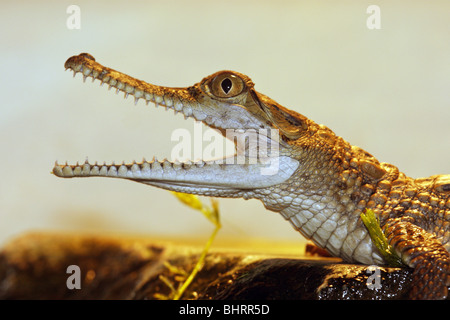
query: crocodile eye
[
  {"left": 210, "top": 73, "right": 245, "bottom": 98},
  {"left": 221, "top": 78, "right": 232, "bottom": 94}
]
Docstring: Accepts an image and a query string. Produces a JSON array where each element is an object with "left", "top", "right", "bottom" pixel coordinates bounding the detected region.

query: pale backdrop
[{"left": 1, "top": 1, "right": 449, "bottom": 248}]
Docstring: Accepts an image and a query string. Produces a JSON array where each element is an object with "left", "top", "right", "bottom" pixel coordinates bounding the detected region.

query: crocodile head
[{"left": 53, "top": 53, "right": 307, "bottom": 198}]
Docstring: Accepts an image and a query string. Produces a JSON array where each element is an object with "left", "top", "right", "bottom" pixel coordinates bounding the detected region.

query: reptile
[{"left": 53, "top": 53, "right": 450, "bottom": 299}]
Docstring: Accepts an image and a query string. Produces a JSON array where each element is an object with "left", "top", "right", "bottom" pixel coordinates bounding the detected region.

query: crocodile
[{"left": 53, "top": 53, "right": 450, "bottom": 299}]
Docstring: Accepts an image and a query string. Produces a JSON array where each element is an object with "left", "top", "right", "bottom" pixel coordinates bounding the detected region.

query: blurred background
[{"left": 1, "top": 1, "right": 449, "bottom": 249}]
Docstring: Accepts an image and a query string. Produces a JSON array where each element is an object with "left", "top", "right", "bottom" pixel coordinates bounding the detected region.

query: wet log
[{"left": 0, "top": 232, "right": 414, "bottom": 300}]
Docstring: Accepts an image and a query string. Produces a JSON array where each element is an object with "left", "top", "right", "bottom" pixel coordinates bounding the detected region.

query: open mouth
[{"left": 53, "top": 53, "right": 299, "bottom": 195}]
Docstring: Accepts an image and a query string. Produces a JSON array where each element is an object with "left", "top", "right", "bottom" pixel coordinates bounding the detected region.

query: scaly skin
[{"left": 54, "top": 53, "right": 450, "bottom": 299}]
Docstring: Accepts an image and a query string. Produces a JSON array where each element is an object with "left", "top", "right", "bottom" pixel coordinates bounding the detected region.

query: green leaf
[
  {"left": 158, "top": 192, "right": 221, "bottom": 300},
  {"left": 360, "top": 209, "right": 404, "bottom": 267}
]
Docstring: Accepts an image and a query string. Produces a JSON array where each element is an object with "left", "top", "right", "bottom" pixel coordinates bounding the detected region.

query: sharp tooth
[
  {"left": 173, "top": 161, "right": 182, "bottom": 170},
  {"left": 183, "top": 160, "right": 193, "bottom": 169},
  {"left": 90, "top": 165, "right": 100, "bottom": 175},
  {"left": 151, "top": 161, "right": 162, "bottom": 170},
  {"left": 82, "top": 75, "right": 87, "bottom": 82},
  {"left": 124, "top": 92, "right": 129, "bottom": 99},
  {"left": 53, "top": 165, "right": 63, "bottom": 176},
  {"left": 164, "top": 96, "right": 173, "bottom": 108},
  {"left": 163, "top": 160, "right": 172, "bottom": 169},
  {"left": 92, "top": 69, "right": 100, "bottom": 78},
  {"left": 100, "top": 165, "right": 108, "bottom": 175},
  {"left": 134, "top": 97, "right": 139, "bottom": 106},
  {"left": 173, "top": 97, "right": 183, "bottom": 111},
  {"left": 72, "top": 70, "right": 76, "bottom": 78},
  {"left": 125, "top": 84, "right": 134, "bottom": 94},
  {"left": 118, "top": 164, "right": 128, "bottom": 176},
  {"left": 144, "top": 92, "right": 153, "bottom": 101},
  {"left": 108, "top": 165, "right": 118, "bottom": 177},
  {"left": 82, "top": 162, "right": 91, "bottom": 175},
  {"left": 183, "top": 106, "right": 193, "bottom": 117},
  {"left": 116, "top": 81, "right": 125, "bottom": 91},
  {"left": 134, "top": 89, "right": 143, "bottom": 99},
  {"left": 131, "top": 163, "right": 140, "bottom": 173},
  {"left": 62, "top": 166, "right": 73, "bottom": 177},
  {"left": 210, "top": 160, "right": 222, "bottom": 167},
  {"left": 82, "top": 68, "right": 92, "bottom": 76},
  {"left": 141, "top": 161, "right": 150, "bottom": 172},
  {"left": 195, "top": 160, "right": 205, "bottom": 168},
  {"left": 154, "top": 95, "right": 163, "bottom": 105},
  {"left": 73, "top": 166, "right": 82, "bottom": 175}
]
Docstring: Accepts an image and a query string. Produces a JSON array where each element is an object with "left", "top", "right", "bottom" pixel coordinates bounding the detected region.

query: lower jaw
[{"left": 53, "top": 155, "right": 299, "bottom": 192}]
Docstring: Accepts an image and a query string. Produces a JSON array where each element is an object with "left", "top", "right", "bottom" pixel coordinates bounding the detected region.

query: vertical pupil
[{"left": 221, "top": 78, "right": 232, "bottom": 94}]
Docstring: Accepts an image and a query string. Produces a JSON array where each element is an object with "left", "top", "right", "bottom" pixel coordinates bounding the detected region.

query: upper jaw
[
  {"left": 55, "top": 53, "right": 299, "bottom": 193},
  {"left": 63, "top": 53, "right": 280, "bottom": 136}
]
